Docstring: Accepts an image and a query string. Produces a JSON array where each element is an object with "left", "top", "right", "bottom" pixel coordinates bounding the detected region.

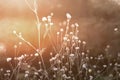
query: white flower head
[
  {"left": 25, "top": 71, "right": 29, "bottom": 74},
  {"left": 50, "top": 22, "right": 53, "bottom": 26},
  {"left": 6, "top": 70, "right": 11, "bottom": 73},
  {"left": 34, "top": 53, "right": 39, "bottom": 57},
  {"left": 70, "top": 53, "right": 75, "bottom": 57},
  {"left": 53, "top": 67, "right": 58, "bottom": 71},
  {"left": 88, "top": 69, "right": 92, "bottom": 73},
  {"left": 83, "top": 41, "right": 86, "bottom": 45},
  {"left": 19, "top": 42, "right": 22, "bottom": 45},
  {"left": 114, "top": 27, "right": 118, "bottom": 32},
  {"left": 6, "top": 58, "right": 12, "bottom": 62},
  {"left": 75, "top": 23, "right": 79, "bottom": 27},
  {"left": 50, "top": 12, "right": 54, "bottom": 16},
  {"left": 75, "top": 47, "right": 79, "bottom": 50},
  {"left": 0, "top": 68, "right": 3, "bottom": 71},
  {"left": 42, "top": 17, "right": 47, "bottom": 22},
  {"left": 13, "top": 30, "right": 16, "bottom": 34},
  {"left": 66, "top": 13, "right": 72, "bottom": 19},
  {"left": 34, "top": 72, "right": 39, "bottom": 75},
  {"left": 60, "top": 28, "right": 64, "bottom": 32},
  {"left": 25, "top": 74, "right": 28, "bottom": 77},
  {"left": 14, "top": 45, "right": 17, "bottom": 49},
  {"left": 63, "top": 37, "right": 67, "bottom": 41},
  {"left": 82, "top": 63, "right": 87, "bottom": 69},
  {"left": 57, "top": 32, "right": 60, "bottom": 35},
  {"left": 103, "top": 65, "right": 107, "bottom": 68},
  {"left": 82, "top": 52, "right": 85, "bottom": 56}
]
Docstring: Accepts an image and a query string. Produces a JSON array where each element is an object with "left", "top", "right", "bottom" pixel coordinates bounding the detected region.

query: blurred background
[{"left": 0, "top": 0, "right": 120, "bottom": 57}]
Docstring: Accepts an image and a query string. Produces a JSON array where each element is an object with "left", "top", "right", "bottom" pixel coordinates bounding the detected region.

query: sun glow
[{"left": 0, "top": 43, "right": 6, "bottom": 53}]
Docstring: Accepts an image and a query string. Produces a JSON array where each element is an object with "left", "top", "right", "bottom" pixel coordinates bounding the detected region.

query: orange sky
[{"left": 1, "top": 0, "right": 116, "bottom": 56}]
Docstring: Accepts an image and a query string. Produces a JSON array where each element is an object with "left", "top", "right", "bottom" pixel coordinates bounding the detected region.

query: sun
[{"left": 0, "top": 43, "right": 6, "bottom": 53}]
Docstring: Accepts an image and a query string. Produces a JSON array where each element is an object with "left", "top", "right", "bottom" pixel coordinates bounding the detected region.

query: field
[{"left": 0, "top": 0, "right": 120, "bottom": 80}]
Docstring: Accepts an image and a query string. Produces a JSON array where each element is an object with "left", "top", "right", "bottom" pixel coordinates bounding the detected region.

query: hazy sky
[{"left": 0, "top": 0, "right": 120, "bottom": 55}]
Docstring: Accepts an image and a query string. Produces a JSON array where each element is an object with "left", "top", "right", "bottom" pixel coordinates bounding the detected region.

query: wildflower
[
  {"left": 57, "top": 60, "right": 61, "bottom": 64},
  {"left": 75, "top": 47, "right": 79, "bottom": 50},
  {"left": 70, "top": 32, "right": 73, "bottom": 35},
  {"left": 14, "top": 45, "right": 17, "bottom": 49},
  {"left": 67, "top": 39, "right": 70, "bottom": 42},
  {"left": 60, "top": 28, "right": 64, "bottom": 32},
  {"left": 27, "top": 65, "right": 31, "bottom": 68},
  {"left": 106, "top": 45, "right": 110, "bottom": 48},
  {"left": 6, "top": 58, "right": 12, "bottom": 62},
  {"left": 66, "top": 13, "right": 72, "bottom": 19},
  {"left": 93, "top": 65, "right": 97, "bottom": 68},
  {"left": 115, "top": 63, "right": 118, "bottom": 66},
  {"left": 78, "top": 40, "right": 81, "bottom": 43},
  {"left": 86, "top": 57, "right": 89, "bottom": 60},
  {"left": 50, "top": 52, "right": 53, "bottom": 56},
  {"left": 109, "top": 63, "right": 112, "bottom": 66},
  {"left": 50, "top": 13, "right": 54, "bottom": 16},
  {"left": 57, "top": 32, "right": 60, "bottom": 35},
  {"left": 42, "top": 17, "right": 47, "bottom": 22},
  {"left": 6, "top": 70, "right": 11, "bottom": 73},
  {"left": 51, "top": 57, "right": 56, "bottom": 61},
  {"left": 62, "top": 56, "right": 65, "bottom": 59},
  {"left": 0, "top": 68, "right": 3, "bottom": 71},
  {"left": 62, "top": 74, "right": 67, "bottom": 78},
  {"left": 24, "top": 54, "right": 28, "bottom": 57},
  {"left": 45, "top": 23, "right": 48, "bottom": 27},
  {"left": 13, "top": 30, "right": 16, "bottom": 34},
  {"left": 90, "top": 57, "right": 93, "bottom": 59},
  {"left": 82, "top": 52, "right": 85, "bottom": 56},
  {"left": 34, "top": 72, "right": 39, "bottom": 75},
  {"left": 38, "top": 69, "right": 43, "bottom": 72},
  {"left": 47, "top": 15, "right": 51, "bottom": 19},
  {"left": 74, "top": 36, "right": 79, "bottom": 40},
  {"left": 89, "top": 75, "right": 93, "bottom": 80},
  {"left": 34, "top": 53, "right": 39, "bottom": 57},
  {"left": 88, "top": 69, "right": 92, "bottom": 73},
  {"left": 82, "top": 63, "right": 87, "bottom": 69},
  {"left": 25, "top": 71, "right": 29, "bottom": 74},
  {"left": 17, "top": 55, "right": 24, "bottom": 61},
  {"left": 63, "top": 37, "right": 67, "bottom": 41},
  {"left": 50, "top": 22, "right": 53, "bottom": 26},
  {"left": 19, "top": 42, "right": 22, "bottom": 45},
  {"left": 18, "top": 32, "right": 22, "bottom": 38},
  {"left": 55, "top": 54, "right": 59, "bottom": 58},
  {"left": 53, "top": 74, "right": 56, "bottom": 78},
  {"left": 83, "top": 41, "right": 86, "bottom": 45},
  {"left": 75, "top": 23, "right": 79, "bottom": 27},
  {"left": 70, "top": 53, "right": 75, "bottom": 57},
  {"left": 60, "top": 69, "right": 65, "bottom": 72},
  {"left": 53, "top": 67, "right": 58, "bottom": 71},
  {"left": 103, "top": 65, "right": 107, "bottom": 68},
  {"left": 98, "top": 57, "right": 101, "bottom": 60},
  {"left": 49, "top": 58, "right": 53, "bottom": 62},
  {"left": 25, "top": 74, "right": 28, "bottom": 77},
  {"left": 114, "top": 27, "right": 118, "bottom": 32},
  {"left": 38, "top": 61, "right": 41, "bottom": 64}
]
